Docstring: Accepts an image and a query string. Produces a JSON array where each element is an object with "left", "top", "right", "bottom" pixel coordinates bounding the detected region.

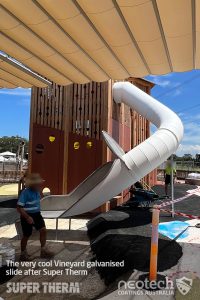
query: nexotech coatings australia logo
[
  {"left": 118, "top": 277, "right": 174, "bottom": 296},
  {"left": 118, "top": 276, "right": 194, "bottom": 296},
  {"left": 176, "top": 277, "right": 193, "bottom": 295}
]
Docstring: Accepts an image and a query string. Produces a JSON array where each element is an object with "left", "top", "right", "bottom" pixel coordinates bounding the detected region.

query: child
[{"left": 17, "top": 173, "right": 54, "bottom": 260}]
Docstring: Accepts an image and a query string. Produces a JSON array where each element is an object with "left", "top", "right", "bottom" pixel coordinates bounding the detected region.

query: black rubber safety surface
[
  {"left": 88, "top": 206, "right": 183, "bottom": 285},
  {"left": 88, "top": 183, "right": 200, "bottom": 286},
  {"left": 153, "top": 183, "right": 200, "bottom": 221},
  {"left": 0, "top": 266, "right": 16, "bottom": 285}
]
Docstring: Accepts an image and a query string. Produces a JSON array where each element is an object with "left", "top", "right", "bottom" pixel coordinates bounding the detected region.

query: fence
[
  {"left": 0, "top": 161, "right": 21, "bottom": 183},
  {"left": 158, "top": 160, "right": 200, "bottom": 181}
]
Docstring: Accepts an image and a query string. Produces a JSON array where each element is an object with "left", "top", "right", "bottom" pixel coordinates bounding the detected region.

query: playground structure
[
  {"left": 39, "top": 81, "right": 183, "bottom": 283},
  {"left": 29, "top": 77, "right": 157, "bottom": 212},
  {"left": 41, "top": 81, "right": 183, "bottom": 217}
]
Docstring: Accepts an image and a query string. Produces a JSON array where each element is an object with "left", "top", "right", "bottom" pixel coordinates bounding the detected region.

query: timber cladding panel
[
  {"left": 31, "top": 83, "right": 65, "bottom": 130},
  {"left": 30, "top": 81, "right": 109, "bottom": 196},
  {"left": 31, "top": 81, "right": 109, "bottom": 137},
  {"left": 70, "top": 81, "right": 108, "bottom": 139},
  {"left": 67, "top": 132, "right": 103, "bottom": 193},
  {"left": 31, "top": 124, "right": 64, "bottom": 194}
]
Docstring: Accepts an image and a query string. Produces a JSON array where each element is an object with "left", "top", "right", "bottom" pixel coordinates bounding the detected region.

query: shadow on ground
[{"left": 88, "top": 206, "right": 183, "bottom": 287}]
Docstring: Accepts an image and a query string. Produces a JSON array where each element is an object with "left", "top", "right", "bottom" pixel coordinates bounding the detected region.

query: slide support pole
[
  {"left": 149, "top": 208, "right": 160, "bottom": 281},
  {"left": 171, "top": 155, "right": 175, "bottom": 218}
]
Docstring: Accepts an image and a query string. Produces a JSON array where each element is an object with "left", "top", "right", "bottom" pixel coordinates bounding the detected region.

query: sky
[
  {"left": 0, "top": 88, "right": 31, "bottom": 138},
  {"left": 0, "top": 70, "right": 200, "bottom": 156},
  {"left": 146, "top": 70, "right": 200, "bottom": 157}
]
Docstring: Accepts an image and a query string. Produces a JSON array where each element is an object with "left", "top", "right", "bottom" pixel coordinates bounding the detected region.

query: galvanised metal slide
[{"left": 41, "top": 82, "right": 184, "bottom": 217}]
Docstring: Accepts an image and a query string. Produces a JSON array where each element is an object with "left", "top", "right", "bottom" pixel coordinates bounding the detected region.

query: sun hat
[{"left": 25, "top": 173, "right": 45, "bottom": 187}]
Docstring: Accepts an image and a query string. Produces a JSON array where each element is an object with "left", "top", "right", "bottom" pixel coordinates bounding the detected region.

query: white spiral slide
[{"left": 41, "top": 82, "right": 183, "bottom": 217}]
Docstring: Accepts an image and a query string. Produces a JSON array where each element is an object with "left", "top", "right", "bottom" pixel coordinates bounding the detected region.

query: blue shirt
[{"left": 17, "top": 188, "right": 41, "bottom": 213}]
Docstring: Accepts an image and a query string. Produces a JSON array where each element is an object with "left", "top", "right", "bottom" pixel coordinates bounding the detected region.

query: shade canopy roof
[
  {"left": 0, "top": 0, "right": 198, "bottom": 87},
  {"left": 0, "top": 53, "right": 51, "bottom": 88}
]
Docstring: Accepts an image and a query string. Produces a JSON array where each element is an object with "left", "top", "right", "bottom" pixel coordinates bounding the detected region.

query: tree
[
  {"left": 196, "top": 154, "right": 200, "bottom": 162},
  {"left": 183, "top": 154, "right": 193, "bottom": 160},
  {"left": 0, "top": 136, "right": 29, "bottom": 154}
]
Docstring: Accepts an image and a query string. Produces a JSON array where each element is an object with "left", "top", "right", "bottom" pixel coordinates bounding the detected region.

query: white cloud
[
  {"left": 151, "top": 112, "right": 200, "bottom": 156},
  {"left": 0, "top": 88, "right": 31, "bottom": 96},
  {"left": 148, "top": 75, "right": 170, "bottom": 87},
  {"left": 147, "top": 75, "right": 183, "bottom": 98},
  {"left": 175, "top": 115, "right": 200, "bottom": 156},
  {"left": 172, "top": 88, "right": 182, "bottom": 97},
  {"left": 147, "top": 73, "right": 199, "bottom": 156},
  {"left": 17, "top": 98, "right": 30, "bottom": 106},
  {"left": 177, "top": 144, "right": 200, "bottom": 156},
  {"left": 178, "top": 112, "right": 185, "bottom": 117}
]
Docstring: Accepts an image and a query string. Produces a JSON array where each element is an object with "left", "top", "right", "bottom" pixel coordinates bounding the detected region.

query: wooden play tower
[{"left": 29, "top": 78, "right": 156, "bottom": 212}]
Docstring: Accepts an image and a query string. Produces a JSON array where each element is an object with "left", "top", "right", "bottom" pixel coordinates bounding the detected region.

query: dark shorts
[
  {"left": 21, "top": 212, "right": 45, "bottom": 237},
  {"left": 165, "top": 174, "right": 171, "bottom": 185}
]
